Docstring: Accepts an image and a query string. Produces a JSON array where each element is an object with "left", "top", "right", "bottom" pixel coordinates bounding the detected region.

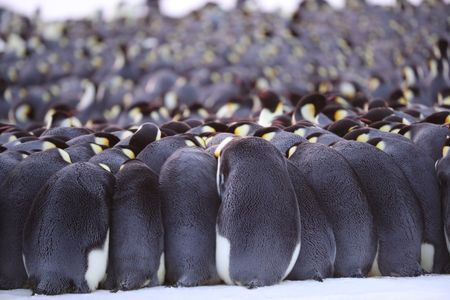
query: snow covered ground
[{"left": 1, "top": 275, "right": 450, "bottom": 300}]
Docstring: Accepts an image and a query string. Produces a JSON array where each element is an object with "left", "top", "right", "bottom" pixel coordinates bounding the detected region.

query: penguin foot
[
  {"left": 0, "top": 276, "right": 26, "bottom": 290},
  {"left": 33, "top": 276, "right": 74, "bottom": 295},
  {"left": 312, "top": 273, "right": 324, "bottom": 282},
  {"left": 443, "top": 263, "right": 450, "bottom": 274},
  {"left": 244, "top": 279, "right": 265, "bottom": 289},
  {"left": 349, "top": 273, "right": 364, "bottom": 278}
]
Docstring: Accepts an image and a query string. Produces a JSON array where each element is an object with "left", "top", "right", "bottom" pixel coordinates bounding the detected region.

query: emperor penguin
[
  {"left": 288, "top": 142, "right": 376, "bottom": 277},
  {"left": 159, "top": 147, "right": 220, "bottom": 286},
  {"left": 22, "top": 162, "right": 115, "bottom": 294},
  {"left": 0, "top": 147, "right": 73, "bottom": 289},
  {"left": 103, "top": 160, "right": 164, "bottom": 290},
  {"left": 332, "top": 140, "right": 424, "bottom": 276},
  {"left": 215, "top": 137, "right": 301, "bottom": 287}
]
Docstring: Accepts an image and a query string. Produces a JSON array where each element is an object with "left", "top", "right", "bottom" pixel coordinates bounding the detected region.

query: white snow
[{"left": 1, "top": 276, "right": 449, "bottom": 300}]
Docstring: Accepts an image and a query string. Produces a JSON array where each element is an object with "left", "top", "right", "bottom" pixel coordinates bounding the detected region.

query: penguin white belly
[
  {"left": 420, "top": 243, "right": 435, "bottom": 273},
  {"left": 282, "top": 243, "right": 301, "bottom": 280},
  {"left": 369, "top": 243, "right": 381, "bottom": 277},
  {"left": 157, "top": 252, "right": 165, "bottom": 285},
  {"left": 85, "top": 230, "right": 109, "bottom": 291},
  {"left": 216, "top": 229, "right": 233, "bottom": 285}
]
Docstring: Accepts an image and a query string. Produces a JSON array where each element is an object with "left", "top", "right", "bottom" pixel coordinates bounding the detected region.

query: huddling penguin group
[{"left": 1, "top": 0, "right": 450, "bottom": 295}]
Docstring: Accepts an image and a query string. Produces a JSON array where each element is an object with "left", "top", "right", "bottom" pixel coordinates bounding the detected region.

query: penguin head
[
  {"left": 284, "top": 122, "right": 318, "bottom": 137},
  {"left": 228, "top": 121, "right": 263, "bottom": 137},
  {"left": 321, "top": 104, "right": 351, "bottom": 122},
  {"left": 94, "top": 132, "right": 120, "bottom": 148},
  {"left": 369, "top": 121, "right": 398, "bottom": 132},
  {"left": 257, "top": 90, "right": 284, "bottom": 127},
  {"left": 160, "top": 121, "right": 190, "bottom": 136},
  {"left": 437, "top": 88, "right": 450, "bottom": 107},
  {"left": 401, "top": 65, "right": 420, "bottom": 87},
  {"left": 304, "top": 131, "right": 324, "bottom": 143},
  {"left": 343, "top": 128, "right": 371, "bottom": 142},
  {"left": 37, "top": 137, "right": 68, "bottom": 151},
  {"left": 423, "top": 111, "right": 450, "bottom": 125},
  {"left": 129, "top": 122, "right": 161, "bottom": 153},
  {"left": 253, "top": 127, "right": 282, "bottom": 141},
  {"left": 188, "top": 122, "right": 228, "bottom": 135},
  {"left": 216, "top": 96, "right": 252, "bottom": 119},
  {"left": 366, "top": 137, "right": 388, "bottom": 151},
  {"left": 361, "top": 107, "right": 394, "bottom": 124},
  {"left": 389, "top": 123, "right": 408, "bottom": 134},
  {"left": 433, "top": 38, "right": 448, "bottom": 60},
  {"left": 327, "top": 119, "right": 363, "bottom": 137},
  {"left": 213, "top": 136, "right": 236, "bottom": 159},
  {"left": 46, "top": 110, "right": 82, "bottom": 129},
  {"left": 11, "top": 101, "right": 34, "bottom": 124},
  {"left": 116, "top": 145, "right": 137, "bottom": 160},
  {"left": 271, "top": 114, "right": 293, "bottom": 128},
  {"left": 292, "top": 93, "right": 327, "bottom": 124},
  {"left": 44, "top": 104, "right": 76, "bottom": 126},
  {"left": 56, "top": 148, "right": 73, "bottom": 164},
  {"left": 205, "top": 132, "right": 236, "bottom": 148},
  {"left": 286, "top": 141, "right": 304, "bottom": 159},
  {"left": 66, "top": 132, "right": 119, "bottom": 148},
  {"left": 368, "top": 99, "right": 388, "bottom": 110},
  {"left": 387, "top": 89, "right": 408, "bottom": 108},
  {"left": 442, "top": 138, "right": 450, "bottom": 158},
  {"left": 368, "top": 74, "right": 384, "bottom": 92},
  {"left": 338, "top": 81, "right": 359, "bottom": 100}
]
